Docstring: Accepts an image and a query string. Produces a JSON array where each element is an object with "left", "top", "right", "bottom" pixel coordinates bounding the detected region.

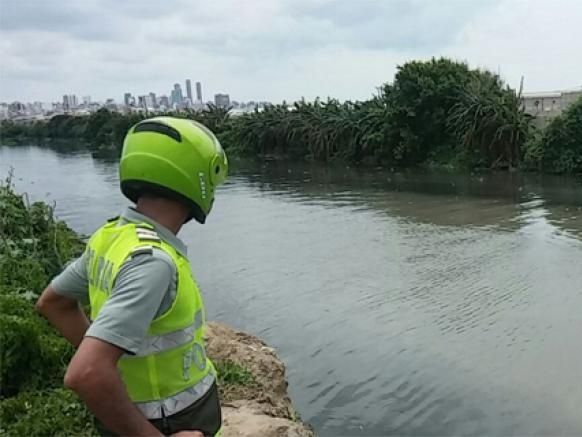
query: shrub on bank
[
  {"left": 0, "top": 177, "right": 87, "bottom": 434},
  {"left": 535, "top": 97, "right": 582, "bottom": 173}
]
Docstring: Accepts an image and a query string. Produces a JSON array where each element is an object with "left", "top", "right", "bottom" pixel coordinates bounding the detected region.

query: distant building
[
  {"left": 8, "top": 101, "right": 25, "bottom": 114},
  {"left": 62, "top": 94, "right": 78, "bottom": 111},
  {"left": 30, "top": 101, "right": 44, "bottom": 113},
  {"left": 124, "top": 92, "right": 133, "bottom": 107},
  {"left": 186, "top": 79, "right": 193, "bottom": 103},
  {"left": 196, "top": 82, "right": 203, "bottom": 102},
  {"left": 214, "top": 93, "right": 230, "bottom": 108},
  {"left": 159, "top": 95, "right": 170, "bottom": 109},
  {"left": 82, "top": 96, "right": 91, "bottom": 106},
  {"left": 172, "top": 83, "right": 184, "bottom": 106},
  {"left": 87, "top": 102, "right": 101, "bottom": 113},
  {"left": 522, "top": 88, "right": 582, "bottom": 127},
  {"left": 145, "top": 94, "right": 155, "bottom": 109},
  {"left": 103, "top": 99, "right": 117, "bottom": 111}
]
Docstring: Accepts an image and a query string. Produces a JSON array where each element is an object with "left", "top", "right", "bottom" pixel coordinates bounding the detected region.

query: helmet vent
[{"left": 134, "top": 122, "right": 182, "bottom": 142}]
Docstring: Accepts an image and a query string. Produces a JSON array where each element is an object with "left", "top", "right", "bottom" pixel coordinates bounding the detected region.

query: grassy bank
[
  {"left": 3, "top": 58, "right": 581, "bottom": 174},
  {"left": 0, "top": 174, "right": 91, "bottom": 435},
  {"left": 0, "top": 178, "right": 253, "bottom": 436}
]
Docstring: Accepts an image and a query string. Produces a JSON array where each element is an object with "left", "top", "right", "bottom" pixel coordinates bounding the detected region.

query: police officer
[{"left": 37, "top": 117, "right": 228, "bottom": 436}]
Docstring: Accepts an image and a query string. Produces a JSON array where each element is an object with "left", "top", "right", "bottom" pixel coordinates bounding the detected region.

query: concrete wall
[{"left": 522, "top": 89, "right": 582, "bottom": 127}]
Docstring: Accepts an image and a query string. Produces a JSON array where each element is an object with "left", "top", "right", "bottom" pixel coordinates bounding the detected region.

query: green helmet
[{"left": 119, "top": 116, "right": 228, "bottom": 224}]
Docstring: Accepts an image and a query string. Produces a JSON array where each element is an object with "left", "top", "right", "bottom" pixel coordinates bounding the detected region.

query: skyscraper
[
  {"left": 214, "top": 93, "right": 230, "bottom": 108},
  {"left": 186, "top": 79, "right": 193, "bottom": 102},
  {"left": 149, "top": 92, "right": 157, "bottom": 108},
  {"left": 124, "top": 92, "right": 133, "bottom": 107},
  {"left": 196, "top": 82, "right": 202, "bottom": 102},
  {"left": 63, "top": 94, "right": 78, "bottom": 110},
  {"left": 145, "top": 95, "right": 155, "bottom": 109},
  {"left": 172, "top": 83, "right": 183, "bottom": 106}
]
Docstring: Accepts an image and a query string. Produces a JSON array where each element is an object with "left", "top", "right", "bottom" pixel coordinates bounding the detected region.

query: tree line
[{"left": 2, "top": 58, "right": 581, "bottom": 173}]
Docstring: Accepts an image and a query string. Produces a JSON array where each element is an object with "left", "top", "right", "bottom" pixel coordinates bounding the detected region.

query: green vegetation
[
  {"left": 448, "top": 71, "right": 531, "bottom": 169},
  {"left": 0, "top": 178, "right": 258, "bottom": 435},
  {"left": 0, "top": 389, "right": 96, "bottom": 436},
  {"left": 1, "top": 58, "right": 581, "bottom": 173},
  {"left": 0, "top": 174, "right": 92, "bottom": 435},
  {"left": 530, "top": 97, "right": 582, "bottom": 173},
  {"left": 217, "top": 58, "right": 535, "bottom": 169},
  {"left": 215, "top": 359, "right": 255, "bottom": 386}
]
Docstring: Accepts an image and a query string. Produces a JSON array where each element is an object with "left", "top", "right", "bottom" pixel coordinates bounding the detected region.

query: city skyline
[
  {"left": 0, "top": 75, "right": 274, "bottom": 121},
  {"left": 3, "top": 78, "right": 234, "bottom": 107},
  {"left": 1, "top": 1, "right": 581, "bottom": 103}
]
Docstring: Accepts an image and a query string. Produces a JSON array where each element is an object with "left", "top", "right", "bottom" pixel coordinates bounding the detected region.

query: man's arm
[
  {"left": 65, "top": 250, "right": 177, "bottom": 436},
  {"left": 42, "top": 249, "right": 201, "bottom": 436},
  {"left": 64, "top": 337, "right": 163, "bottom": 437},
  {"left": 37, "top": 252, "right": 91, "bottom": 346},
  {"left": 36, "top": 286, "right": 89, "bottom": 347}
]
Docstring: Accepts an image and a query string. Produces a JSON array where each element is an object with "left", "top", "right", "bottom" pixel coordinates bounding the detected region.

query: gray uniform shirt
[{"left": 51, "top": 207, "right": 188, "bottom": 354}]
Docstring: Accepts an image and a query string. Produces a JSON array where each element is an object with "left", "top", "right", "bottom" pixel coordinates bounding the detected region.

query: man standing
[{"left": 37, "top": 117, "right": 228, "bottom": 436}]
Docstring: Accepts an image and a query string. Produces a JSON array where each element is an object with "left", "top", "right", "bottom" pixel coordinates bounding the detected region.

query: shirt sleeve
[
  {"left": 51, "top": 251, "right": 90, "bottom": 304},
  {"left": 84, "top": 249, "right": 176, "bottom": 354}
]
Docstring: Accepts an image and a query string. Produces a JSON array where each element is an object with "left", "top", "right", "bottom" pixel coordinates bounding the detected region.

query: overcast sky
[{"left": 1, "top": 0, "right": 581, "bottom": 103}]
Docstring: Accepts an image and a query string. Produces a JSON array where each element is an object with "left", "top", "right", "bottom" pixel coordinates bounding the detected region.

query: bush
[
  {"left": 0, "top": 313, "right": 44, "bottom": 396},
  {"left": 215, "top": 359, "right": 255, "bottom": 386},
  {"left": 0, "top": 179, "right": 85, "bottom": 434},
  {"left": 0, "top": 294, "right": 73, "bottom": 397},
  {"left": 536, "top": 97, "right": 582, "bottom": 173},
  {"left": 0, "top": 389, "right": 96, "bottom": 436}
]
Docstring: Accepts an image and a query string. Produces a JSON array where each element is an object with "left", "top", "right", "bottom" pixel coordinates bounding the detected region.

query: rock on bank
[{"left": 205, "top": 322, "right": 314, "bottom": 437}]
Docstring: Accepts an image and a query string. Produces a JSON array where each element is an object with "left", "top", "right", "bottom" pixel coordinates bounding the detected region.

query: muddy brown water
[{"left": 2, "top": 145, "right": 582, "bottom": 436}]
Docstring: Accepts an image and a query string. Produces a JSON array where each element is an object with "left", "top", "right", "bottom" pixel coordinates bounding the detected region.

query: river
[{"left": 2, "top": 145, "right": 582, "bottom": 436}]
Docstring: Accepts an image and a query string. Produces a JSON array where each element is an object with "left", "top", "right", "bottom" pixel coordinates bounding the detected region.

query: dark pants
[{"left": 96, "top": 383, "right": 221, "bottom": 437}]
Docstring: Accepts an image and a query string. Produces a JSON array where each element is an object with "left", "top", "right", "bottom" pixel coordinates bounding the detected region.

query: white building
[
  {"left": 522, "top": 88, "right": 582, "bottom": 126},
  {"left": 0, "top": 104, "right": 9, "bottom": 120}
]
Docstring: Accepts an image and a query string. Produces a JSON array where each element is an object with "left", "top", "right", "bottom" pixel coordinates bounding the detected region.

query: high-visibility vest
[{"left": 86, "top": 219, "right": 215, "bottom": 419}]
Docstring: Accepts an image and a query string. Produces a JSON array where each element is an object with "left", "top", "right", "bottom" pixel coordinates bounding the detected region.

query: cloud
[
  {"left": 0, "top": 0, "right": 128, "bottom": 41},
  {"left": 0, "top": 0, "right": 580, "bottom": 103},
  {"left": 441, "top": 0, "right": 582, "bottom": 91},
  {"left": 296, "top": 0, "right": 500, "bottom": 50}
]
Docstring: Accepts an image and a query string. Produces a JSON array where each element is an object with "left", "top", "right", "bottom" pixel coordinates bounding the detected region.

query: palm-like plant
[{"left": 448, "top": 71, "right": 532, "bottom": 168}]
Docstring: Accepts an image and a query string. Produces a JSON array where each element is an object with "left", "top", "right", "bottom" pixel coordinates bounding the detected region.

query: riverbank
[
  {"left": 207, "top": 323, "right": 313, "bottom": 437},
  {"left": 2, "top": 58, "right": 581, "bottom": 174},
  {"left": 0, "top": 180, "right": 312, "bottom": 436}
]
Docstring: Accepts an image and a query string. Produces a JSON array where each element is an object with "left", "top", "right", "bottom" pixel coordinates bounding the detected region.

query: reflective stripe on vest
[
  {"left": 135, "top": 373, "right": 216, "bottom": 419},
  {"left": 124, "top": 310, "right": 205, "bottom": 358},
  {"left": 87, "top": 220, "right": 214, "bottom": 413}
]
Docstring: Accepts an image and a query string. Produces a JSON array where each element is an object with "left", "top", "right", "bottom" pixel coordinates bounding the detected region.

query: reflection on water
[{"left": 2, "top": 146, "right": 582, "bottom": 436}]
